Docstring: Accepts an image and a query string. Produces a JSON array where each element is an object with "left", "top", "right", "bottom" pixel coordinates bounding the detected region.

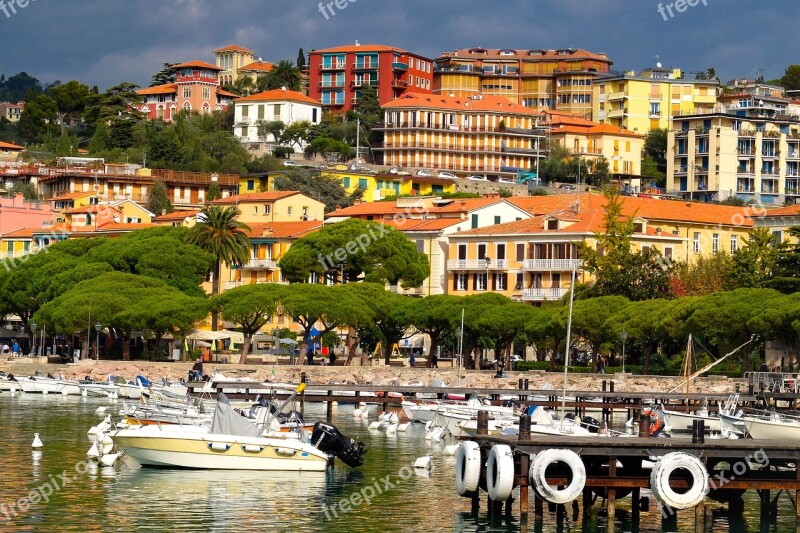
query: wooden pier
[{"left": 463, "top": 411, "right": 800, "bottom": 532}]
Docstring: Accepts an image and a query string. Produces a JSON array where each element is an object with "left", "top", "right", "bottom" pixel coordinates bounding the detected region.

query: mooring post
[
  {"left": 534, "top": 495, "right": 543, "bottom": 518},
  {"left": 795, "top": 462, "right": 800, "bottom": 524},
  {"left": 326, "top": 390, "right": 333, "bottom": 421},
  {"left": 692, "top": 419, "right": 705, "bottom": 444},
  {"left": 518, "top": 378, "right": 524, "bottom": 403},
  {"left": 639, "top": 413, "right": 650, "bottom": 438},
  {"left": 631, "top": 487, "right": 641, "bottom": 524},
  {"left": 609, "top": 381, "right": 615, "bottom": 422},
  {"left": 607, "top": 457, "right": 617, "bottom": 533},
  {"left": 354, "top": 390, "right": 360, "bottom": 409},
  {"left": 519, "top": 414, "right": 532, "bottom": 522},
  {"left": 477, "top": 410, "right": 489, "bottom": 436},
  {"left": 300, "top": 372, "right": 306, "bottom": 418},
  {"left": 582, "top": 488, "right": 592, "bottom": 521}
]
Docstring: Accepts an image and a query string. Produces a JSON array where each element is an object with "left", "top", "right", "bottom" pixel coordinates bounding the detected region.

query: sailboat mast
[
  {"left": 685, "top": 334, "right": 692, "bottom": 399},
  {"left": 560, "top": 266, "right": 577, "bottom": 428}
]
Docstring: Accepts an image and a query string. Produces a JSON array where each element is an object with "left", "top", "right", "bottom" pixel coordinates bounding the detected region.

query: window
[
  {"left": 183, "top": 86, "right": 192, "bottom": 98},
  {"left": 712, "top": 233, "right": 719, "bottom": 253},
  {"left": 202, "top": 87, "right": 210, "bottom": 99},
  {"left": 516, "top": 243, "right": 525, "bottom": 261},
  {"left": 264, "top": 204, "right": 271, "bottom": 215},
  {"left": 288, "top": 206, "right": 293, "bottom": 216},
  {"left": 471, "top": 214, "right": 478, "bottom": 229},
  {"left": 476, "top": 273, "right": 487, "bottom": 291},
  {"left": 496, "top": 273, "right": 506, "bottom": 291},
  {"left": 664, "top": 247, "right": 673, "bottom": 260},
  {"left": 254, "top": 206, "right": 259, "bottom": 215},
  {"left": 456, "top": 273, "right": 467, "bottom": 291},
  {"left": 241, "top": 126, "right": 248, "bottom": 138},
  {"left": 693, "top": 232, "right": 700, "bottom": 253},
  {"left": 343, "top": 177, "right": 351, "bottom": 188},
  {"left": 515, "top": 272, "right": 524, "bottom": 290},
  {"left": 730, "top": 235, "right": 738, "bottom": 253},
  {"left": 246, "top": 179, "right": 255, "bottom": 191},
  {"left": 5, "top": 241, "right": 12, "bottom": 252},
  {"left": 358, "top": 178, "right": 368, "bottom": 189}
]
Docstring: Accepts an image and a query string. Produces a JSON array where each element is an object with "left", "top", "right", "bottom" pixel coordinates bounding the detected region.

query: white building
[{"left": 233, "top": 88, "right": 322, "bottom": 152}]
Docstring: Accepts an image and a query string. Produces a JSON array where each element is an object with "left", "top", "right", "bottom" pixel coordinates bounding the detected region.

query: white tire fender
[
  {"left": 528, "top": 448, "right": 586, "bottom": 504},
  {"left": 455, "top": 441, "right": 481, "bottom": 496},
  {"left": 486, "top": 444, "right": 515, "bottom": 501},
  {"left": 650, "top": 452, "right": 708, "bottom": 510}
]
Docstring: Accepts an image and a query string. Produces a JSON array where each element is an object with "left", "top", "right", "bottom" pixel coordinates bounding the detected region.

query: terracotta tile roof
[
  {"left": 383, "top": 92, "right": 537, "bottom": 115},
  {"left": 137, "top": 83, "right": 178, "bottom": 96},
  {"left": 429, "top": 197, "right": 504, "bottom": 213},
  {"left": 382, "top": 218, "right": 464, "bottom": 232},
  {"left": 239, "top": 61, "right": 274, "bottom": 73},
  {"left": 152, "top": 209, "right": 201, "bottom": 222},
  {"left": 586, "top": 123, "right": 640, "bottom": 137},
  {"left": 0, "top": 141, "right": 25, "bottom": 150},
  {"left": 171, "top": 60, "right": 223, "bottom": 71},
  {"left": 508, "top": 194, "right": 754, "bottom": 227},
  {"left": 313, "top": 44, "right": 409, "bottom": 54},
  {"left": 759, "top": 205, "right": 800, "bottom": 217},
  {"left": 235, "top": 88, "right": 320, "bottom": 106},
  {"left": 48, "top": 191, "right": 95, "bottom": 202},
  {"left": 1, "top": 227, "right": 36, "bottom": 238},
  {"left": 216, "top": 87, "right": 240, "bottom": 98},
  {"left": 245, "top": 221, "right": 323, "bottom": 239},
  {"left": 210, "top": 191, "right": 300, "bottom": 204},
  {"left": 214, "top": 44, "right": 254, "bottom": 53},
  {"left": 438, "top": 48, "right": 611, "bottom": 63}
]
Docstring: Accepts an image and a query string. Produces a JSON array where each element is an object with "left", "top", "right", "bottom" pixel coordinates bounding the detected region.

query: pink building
[
  {"left": 136, "top": 61, "right": 238, "bottom": 121},
  {"left": 0, "top": 193, "right": 54, "bottom": 235}
]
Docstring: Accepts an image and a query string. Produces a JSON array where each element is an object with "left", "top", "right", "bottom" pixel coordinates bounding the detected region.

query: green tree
[
  {"left": 354, "top": 83, "right": 381, "bottom": 126},
  {"left": 538, "top": 142, "right": 571, "bottom": 184},
  {"left": 147, "top": 180, "right": 173, "bottom": 216},
  {"left": 18, "top": 92, "right": 59, "bottom": 143},
  {"left": 406, "top": 295, "right": 463, "bottom": 366},
  {"left": 7, "top": 181, "right": 39, "bottom": 201},
  {"left": 780, "top": 65, "right": 800, "bottom": 92},
  {"left": 150, "top": 63, "right": 177, "bottom": 87},
  {"left": 278, "top": 218, "right": 430, "bottom": 288},
  {"left": 184, "top": 206, "right": 251, "bottom": 329},
  {"left": 571, "top": 296, "right": 630, "bottom": 372},
  {"left": 207, "top": 181, "right": 222, "bottom": 201},
  {"left": 272, "top": 169, "right": 360, "bottom": 211},
  {"left": 725, "top": 227, "right": 779, "bottom": 289},
  {"left": 297, "top": 49, "right": 306, "bottom": 70},
  {"left": 476, "top": 301, "right": 538, "bottom": 370},
  {"left": 214, "top": 283, "right": 286, "bottom": 363},
  {"left": 0, "top": 72, "right": 43, "bottom": 101},
  {"left": 672, "top": 252, "right": 732, "bottom": 296},
  {"left": 280, "top": 120, "right": 311, "bottom": 151},
  {"left": 257, "top": 120, "right": 285, "bottom": 144},
  {"left": 263, "top": 60, "right": 303, "bottom": 92},
  {"left": 640, "top": 155, "right": 666, "bottom": 187},
  {"left": 48, "top": 80, "right": 90, "bottom": 123},
  {"left": 643, "top": 128, "right": 668, "bottom": 174},
  {"left": 768, "top": 226, "right": 800, "bottom": 293}
]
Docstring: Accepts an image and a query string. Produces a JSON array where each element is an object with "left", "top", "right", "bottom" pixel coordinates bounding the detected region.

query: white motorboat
[
  {"left": 113, "top": 401, "right": 366, "bottom": 471},
  {"left": 744, "top": 412, "right": 800, "bottom": 441},
  {"left": 117, "top": 381, "right": 148, "bottom": 400},
  {"left": 456, "top": 406, "right": 594, "bottom": 438},
  {"left": 78, "top": 381, "right": 120, "bottom": 397},
  {"left": 0, "top": 374, "right": 20, "bottom": 392},
  {"left": 18, "top": 376, "right": 81, "bottom": 395},
  {"left": 663, "top": 393, "right": 743, "bottom": 433}
]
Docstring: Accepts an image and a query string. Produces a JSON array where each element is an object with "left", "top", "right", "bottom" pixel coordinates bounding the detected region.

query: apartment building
[
  {"left": 210, "top": 191, "right": 325, "bottom": 224},
  {"left": 666, "top": 102, "right": 800, "bottom": 204},
  {"left": 0, "top": 140, "right": 24, "bottom": 161},
  {"left": 233, "top": 88, "right": 321, "bottom": 150},
  {"left": 433, "top": 48, "right": 612, "bottom": 118},
  {"left": 593, "top": 67, "right": 718, "bottom": 134},
  {"left": 214, "top": 44, "right": 256, "bottom": 86},
  {"left": 374, "top": 93, "right": 546, "bottom": 179},
  {"left": 0, "top": 101, "right": 24, "bottom": 123},
  {"left": 308, "top": 43, "right": 433, "bottom": 111}
]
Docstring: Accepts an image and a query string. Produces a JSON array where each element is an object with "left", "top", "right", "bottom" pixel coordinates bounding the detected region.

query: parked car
[
  {"left": 283, "top": 161, "right": 300, "bottom": 167},
  {"left": 416, "top": 169, "right": 431, "bottom": 177},
  {"left": 497, "top": 178, "right": 515, "bottom": 184},
  {"left": 467, "top": 175, "right": 488, "bottom": 181},
  {"left": 437, "top": 171, "right": 458, "bottom": 179}
]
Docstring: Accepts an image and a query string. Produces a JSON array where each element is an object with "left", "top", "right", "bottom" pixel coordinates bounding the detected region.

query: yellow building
[
  {"left": 543, "top": 110, "right": 643, "bottom": 178},
  {"left": 434, "top": 47, "right": 613, "bottom": 117},
  {"left": 375, "top": 93, "right": 547, "bottom": 179},
  {"left": 152, "top": 209, "right": 201, "bottom": 227},
  {"left": 593, "top": 67, "right": 718, "bottom": 134},
  {"left": 666, "top": 105, "right": 800, "bottom": 204},
  {"left": 322, "top": 170, "right": 457, "bottom": 200},
  {"left": 214, "top": 44, "right": 256, "bottom": 86},
  {"left": 0, "top": 227, "right": 37, "bottom": 261},
  {"left": 210, "top": 191, "right": 325, "bottom": 224}
]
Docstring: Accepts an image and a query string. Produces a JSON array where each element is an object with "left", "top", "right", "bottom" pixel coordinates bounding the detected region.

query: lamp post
[
  {"left": 456, "top": 308, "right": 465, "bottom": 386},
  {"left": 620, "top": 328, "right": 628, "bottom": 374},
  {"left": 484, "top": 255, "right": 491, "bottom": 291},
  {"left": 30, "top": 322, "right": 36, "bottom": 356},
  {"left": 94, "top": 323, "right": 102, "bottom": 361}
]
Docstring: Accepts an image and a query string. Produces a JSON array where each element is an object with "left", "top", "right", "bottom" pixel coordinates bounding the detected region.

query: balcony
[
  {"left": 242, "top": 258, "right": 278, "bottom": 270},
  {"left": 674, "top": 166, "right": 689, "bottom": 175},
  {"left": 520, "top": 287, "right": 568, "bottom": 301},
  {"left": 447, "top": 259, "right": 508, "bottom": 271},
  {"left": 608, "top": 91, "right": 625, "bottom": 101},
  {"left": 354, "top": 62, "right": 378, "bottom": 70},
  {"left": 607, "top": 108, "right": 626, "bottom": 119},
  {"left": 353, "top": 79, "right": 378, "bottom": 88},
  {"left": 787, "top": 151, "right": 800, "bottom": 160},
  {"left": 392, "top": 61, "right": 408, "bottom": 71},
  {"left": 392, "top": 79, "right": 408, "bottom": 88},
  {"left": 320, "top": 81, "right": 345, "bottom": 89},
  {"left": 321, "top": 62, "right": 346, "bottom": 71},
  {"left": 761, "top": 151, "right": 777, "bottom": 160},
  {"left": 523, "top": 259, "right": 583, "bottom": 271},
  {"left": 649, "top": 111, "right": 661, "bottom": 119}
]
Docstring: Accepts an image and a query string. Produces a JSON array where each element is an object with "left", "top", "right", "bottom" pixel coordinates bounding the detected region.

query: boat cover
[{"left": 210, "top": 402, "right": 261, "bottom": 438}]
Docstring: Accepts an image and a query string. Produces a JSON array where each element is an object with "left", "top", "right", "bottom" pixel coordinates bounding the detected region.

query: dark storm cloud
[{"left": 0, "top": 0, "right": 795, "bottom": 89}]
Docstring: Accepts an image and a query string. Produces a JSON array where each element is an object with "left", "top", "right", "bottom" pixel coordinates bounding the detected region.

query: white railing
[
  {"left": 521, "top": 288, "right": 568, "bottom": 301},
  {"left": 523, "top": 259, "right": 583, "bottom": 271},
  {"left": 243, "top": 258, "right": 277, "bottom": 269},
  {"left": 447, "top": 259, "right": 508, "bottom": 270}
]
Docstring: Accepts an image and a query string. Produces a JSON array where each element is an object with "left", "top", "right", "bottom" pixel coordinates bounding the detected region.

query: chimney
[{"left": 161, "top": 209, "right": 166, "bottom": 215}]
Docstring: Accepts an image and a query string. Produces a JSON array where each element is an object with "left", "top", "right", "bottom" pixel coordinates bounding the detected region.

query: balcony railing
[
  {"left": 447, "top": 259, "right": 508, "bottom": 270},
  {"left": 608, "top": 91, "right": 625, "bottom": 101},
  {"left": 321, "top": 62, "right": 346, "bottom": 70},
  {"left": 242, "top": 258, "right": 278, "bottom": 270},
  {"left": 391, "top": 62, "right": 408, "bottom": 71},
  {"left": 523, "top": 259, "right": 583, "bottom": 271},
  {"left": 521, "top": 287, "right": 568, "bottom": 301}
]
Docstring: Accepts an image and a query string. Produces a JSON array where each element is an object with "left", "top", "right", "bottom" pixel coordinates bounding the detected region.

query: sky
[{"left": 0, "top": 0, "right": 797, "bottom": 90}]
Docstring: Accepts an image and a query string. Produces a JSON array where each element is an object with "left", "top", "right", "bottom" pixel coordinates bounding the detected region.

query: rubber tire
[
  {"left": 650, "top": 452, "right": 708, "bottom": 510},
  {"left": 528, "top": 448, "right": 587, "bottom": 504},
  {"left": 455, "top": 441, "right": 481, "bottom": 496},
  {"left": 486, "top": 444, "right": 515, "bottom": 501}
]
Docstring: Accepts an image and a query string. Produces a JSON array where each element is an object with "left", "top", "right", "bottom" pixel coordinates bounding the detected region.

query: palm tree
[
  {"left": 185, "top": 205, "right": 251, "bottom": 330},
  {"left": 264, "top": 60, "right": 303, "bottom": 92}
]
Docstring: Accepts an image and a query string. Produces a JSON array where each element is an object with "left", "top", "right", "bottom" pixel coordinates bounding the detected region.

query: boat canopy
[{"left": 210, "top": 402, "right": 261, "bottom": 438}]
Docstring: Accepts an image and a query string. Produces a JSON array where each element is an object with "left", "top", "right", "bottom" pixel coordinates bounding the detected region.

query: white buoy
[
  {"left": 61, "top": 389, "right": 69, "bottom": 396},
  {"left": 81, "top": 389, "right": 88, "bottom": 397},
  {"left": 10, "top": 387, "right": 15, "bottom": 396},
  {"left": 368, "top": 421, "right": 383, "bottom": 430},
  {"left": 31, "top": 433, "right": 43, "bottom": 449},
  {"left": 387, "top": 412, "right": 399, "bottom": 424},
  {"left": 443, "top": 444, "right": 459, "bottom": 456},
  {"left": 424, "top": 420, "right": 433, "bottom": 430},
  {"left": 352, "top": 408, "right": 364, "bottom": 418},
  {"left": 42, "top": 389, "right": 48, "bottom": 396},
  {"left": 101, "top": 435, "right": 114, "bottom": 455},
  {"left": 431, "top": 427, "right": 446, "bottom": 442},
  {"left": 385, "top": 423, "right": 398, "bottom": 434},
  {"left": 100, "top": 453, "right": 120, "bottom": 467},
  {"left": 625, "top": 417, "right": 634, "bottom": 428},
  {"left": 397, "top": 423, "right": 410, "bottom": 432},
  {"left": 413, "top": 455, "right": 433, "bottom": 469},
  {"left": 87, "top": 442, "right": 100, "bottom": 459},
  {"left": 95, "top": 406, "right": 108, "bottom": 415},
  {"left": 378, "top": 412, "right": 389, "bottom": 422}
]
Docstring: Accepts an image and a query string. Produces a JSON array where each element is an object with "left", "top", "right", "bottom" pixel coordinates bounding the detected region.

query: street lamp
[
  {"left": 94, "top": 323, "right": 102, "bottom": 361},
  {"left": 483, "top": 255, "right": 491, "bottom": 291},
  {"left": 620, "top": 328, "right": 628, "bottom": 374},
  {"left": 30, "top": 322, "right": 37, "bottom": 356}
]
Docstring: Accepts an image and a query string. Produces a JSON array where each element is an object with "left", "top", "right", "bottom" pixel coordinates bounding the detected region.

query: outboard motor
[
  {"left": 311, "top": 421, "right": 368, "bottom": 468},
  {"left": 580, "top": 416, "right": 601, "bottom": 433}
]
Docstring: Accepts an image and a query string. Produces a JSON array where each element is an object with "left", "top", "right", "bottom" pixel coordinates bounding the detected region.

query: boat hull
[
  {"left": 19, "top": 377, "right": 81, "bottom": 395},
  {"left": 662, "top": 409, "right": 721, "bottom": 432},
  {"left": 113, "top": 430, "right": 330, "bottom": 471},
  {"left": 744, "top": 416, "right": 800, "bottom": 441}
]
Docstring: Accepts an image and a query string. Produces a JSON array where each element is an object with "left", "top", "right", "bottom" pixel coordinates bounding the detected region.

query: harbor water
[{"left": 0, "top": 392, "right": 796, "bottom": 532}]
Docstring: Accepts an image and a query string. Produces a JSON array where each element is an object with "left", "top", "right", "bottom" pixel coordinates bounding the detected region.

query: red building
[
  {"left": 136, "top": 61, "right": 238, "bottom": 122},
  {"left": 308, "top": 43, "right": 433, "bottom": 112}
]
